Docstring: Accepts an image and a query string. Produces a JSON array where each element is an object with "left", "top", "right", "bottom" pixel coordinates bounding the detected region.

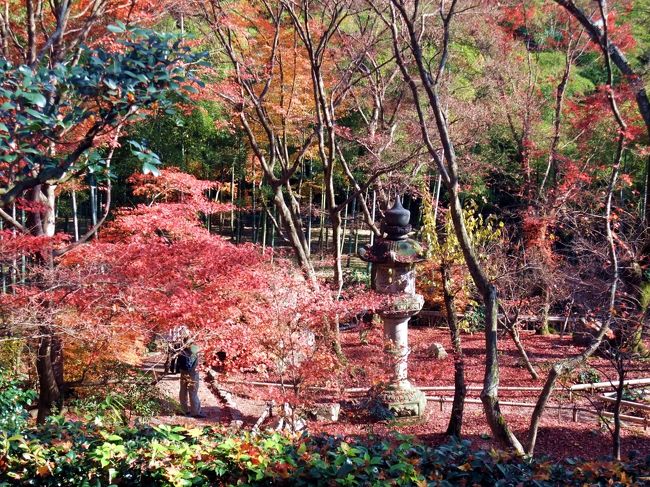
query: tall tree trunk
[
  {"left": 273, "top": 185, "right": 317, "bottom": 286},
  {"left": 612, "top": 360, "right": 624, "bottom": 460},
  {"left": 51, "top": 334, "right": 64, "bottom": 388},
  {"left": 285, "top": 181, "right": 311, "bottom": 259},
  {"left": 326, "top": 164, "right": 344, "bottom": 294},
  {"left": 43, "top": 184, "right": 56, "bottom": 237},
  {"left": 528, "top": 135, "right": 622, "bottom": 453},
  {"left": 446, "top": 193, "right": 523, "bottom": 452},
  {"left": 442, "top": 263, "right": 465, "bottom": 437},
  {"left": 36, "top": 328, "right": 61, "bottom": 423},
  {"left": 538, "top": 286, "right": 551, "bottom": 336},
  {"left": 26, "top": 185, "right": 64, "bottom": 423},
  {"left": 71, "top": 190, "right": 79, "bottom": 241},
  {"left": 528, "top": 1, "right": 625, "bottom": 456},
  {"left": 329, "top": 205, "right": 343, "bottom": 294},
  {"left": 230, "top": 163, "right": 235, "bottom": 236},
  {"left": 479, "top": 285, "right": 523, "bottom": 452},
  {"left": 307, "top": 184, "right": 313, "bottom": 254},
  {"left": 387, "top": 0, "right": 523, "bottom": 452},
  {"left": 89, "top": 177, "right": 98, "bottom": 237},
  {"left": 318, "top": 188, "right": 326, "bottom": 254},
  {"left": 26, "top": 186, "right": 45, "bottom": 236}
]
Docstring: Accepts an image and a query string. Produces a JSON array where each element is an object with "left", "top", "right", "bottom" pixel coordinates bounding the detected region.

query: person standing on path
[{"left": 170, "top": 326, "right": 204, "bottom": 418}]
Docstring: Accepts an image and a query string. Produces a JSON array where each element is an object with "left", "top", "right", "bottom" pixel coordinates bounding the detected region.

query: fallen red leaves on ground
[{"left": 225, "top": 325, "right": 650, "bottom": 460}]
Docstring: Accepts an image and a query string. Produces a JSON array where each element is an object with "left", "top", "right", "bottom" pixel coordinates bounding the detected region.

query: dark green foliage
[
  {"left": 460, "top": 303, "right": 486, "bottom": 334},
  {"left": 576, "top": 367, "right": 601, "bottom": 385},
  {"left": 0, "top": 372, "right": 36, "bottom": 435},
  {"left": 109, "top": 102, "right": 247, "bottom": 208},
  {"left": 0, "top": 25, "right": 205, "bottom": 203},
  {"left": 113, "top": 102, "right": 245, "bottom": 179},
  {"left": 0, "top": 410, "right": 647, "bottom": 485},
  {"left": 68, "top": 374, "right": 163, "bottom": 426}
]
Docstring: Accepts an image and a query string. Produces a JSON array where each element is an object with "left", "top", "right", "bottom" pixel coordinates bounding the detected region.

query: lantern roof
[
  {"left": 360, "top": 195, "right": 426, "bottom": 264},
  {"left": 359, "top": 237, "right": 426, "bottom": 264}
]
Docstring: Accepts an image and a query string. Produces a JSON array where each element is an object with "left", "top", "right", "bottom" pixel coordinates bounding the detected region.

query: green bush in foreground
[
  {"left": 0, "top": 373, "right": 36, "bottom": 436},
  {"left": 0, "top": 374, "right": 648, "bottom": 486},
  {"left": 0, "top": 418, "right": 648, "bottom": 486}
]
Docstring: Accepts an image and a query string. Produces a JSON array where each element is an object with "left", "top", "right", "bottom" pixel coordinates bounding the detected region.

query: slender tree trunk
[
  {"left": 270, "top": 206, "right": 276, "bottom": 260},
  {"left": 442, "top": 263, "right": 465, "bottom": 437},
  {"left": 319, "top": 188, "right": 326, "bottom": 253},
  {"left": 612, "top": 360, "right": 624, "bottom": 460},
  {"left": 43, "top": 184, "right": 56, "bottom": 237},
  {"left": 308, "top": 184, "right": 313, "bottom": 254},
  {"left": 273, "top": 186, "right": 317, "bottom": 286},
  {"left": 262, "top": 210, "right": 268, "bottom": 254},
  {"left": 346, "top": 197, "right": 357, "bottom": 268},
  {"left": 25, "top": 185, "right": 64, "bottom": 423},
  {"left": 368, "top": 190, "right": 377, "bottom": 276},
  {"left": 528, "top": 0, "right": 625, "bottom": 455},
  {"left": 538, "top": 286, "right": 551, "bottom": 335},
  {"left": 444, "top": 192, "right": 523, "bottom": 452},
  {"left": 71, "top": 190, "right": 79, "bottom": 241},
  {"left": 507, "top": 322, "right": 539, "bottom": 380},
  {"left": 341, "top": 186, "right": 349, "bottom": 253},
  {"left": 329, "top": 205, "right": 343, "bottom": 294},
  {"left": 253, "top": 180, "right": 257, "bottom": 243},
  {"left": 207, "top": 189, "right": 212, "bottom": 234},
  {"left": 479, "top": 285, "right": 524, "bottom": 452},
  {"left": 230, "top": 163, "right": 235, "bottom": 236},
  {"left": 432, "top": 174, "right": 442, "bottom": 228},
  {"left": 89, "top": 178, "right": 97, "bottom": 238},
  {"left": 386, "top": 0, "right": 523, "bottom": 451},
  {"left": 324, "top": 160, "right": 344, "bottom": 292},
  {"left": 36, "top": 328, "right": 61, "bottom": 423},
  {"left": 642, "top": 156, "right": 650, "bottom": 227}
]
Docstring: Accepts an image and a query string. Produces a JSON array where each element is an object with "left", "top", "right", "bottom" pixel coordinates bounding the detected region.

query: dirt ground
[{"left": 146, "top": 327, "right": 650, "bottom": 460}]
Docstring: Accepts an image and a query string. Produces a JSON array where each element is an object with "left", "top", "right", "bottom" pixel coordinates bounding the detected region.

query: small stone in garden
[
  {"left": 427, "top": 342, "right": 448, "bottom": 359},
  {"left": 308, "top": 402, "right": 341, "bottom": 422}
]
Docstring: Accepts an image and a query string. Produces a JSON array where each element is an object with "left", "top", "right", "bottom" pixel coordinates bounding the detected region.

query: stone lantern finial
[{"left": 381, "top": 196, "right": 412, "bottom": 240}]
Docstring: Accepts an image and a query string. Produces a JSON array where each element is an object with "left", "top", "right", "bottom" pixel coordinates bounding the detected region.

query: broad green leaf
[
  {"left": 21, "top": 92, "right": 47, "bottom": 107},
  {"left": 107, "top": 22, "right": 126, "bottom": 34},
  {"left": 143, "top": 162, "right": 160, "bottom": 177}
]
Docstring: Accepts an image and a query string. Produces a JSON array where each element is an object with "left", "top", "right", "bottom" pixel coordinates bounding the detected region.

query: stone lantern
[{"left": 359, "top": 196, "right": 426, "bottom": 417}]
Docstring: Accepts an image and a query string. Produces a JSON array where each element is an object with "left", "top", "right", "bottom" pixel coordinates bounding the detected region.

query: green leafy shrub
[
  {"left": 460, "top": 302, "right": 486, "bottom": 333},
  {"left": 576, "top": 367, "right": 601, "bottom": 385},
  {"left": 0, "top": 371, "right": 36, "bottom": 435},
  {"left": 343, "top": 269, "right": 371, "bottom": 287},
  {"left": 1, "top": 419, "right": 648, "bottom": 486},
  {"left": 69, "top": 366, "right": 163, "bottom": 425},
  {"left": 1, "top": 380, "right": 648, "bottom": 486}
]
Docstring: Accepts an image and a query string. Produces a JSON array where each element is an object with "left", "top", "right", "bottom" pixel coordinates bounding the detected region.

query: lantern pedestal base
[{"left": 378, "top": 381, "right": 426, "bottom": 418}]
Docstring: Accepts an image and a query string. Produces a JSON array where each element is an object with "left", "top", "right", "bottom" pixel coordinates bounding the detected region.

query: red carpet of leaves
[{"left": 309, "top": 326, "right": 650, "bottom": 461}]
